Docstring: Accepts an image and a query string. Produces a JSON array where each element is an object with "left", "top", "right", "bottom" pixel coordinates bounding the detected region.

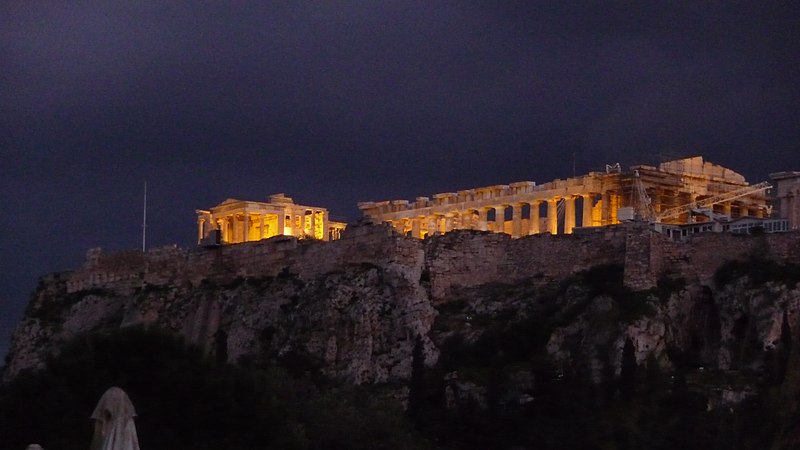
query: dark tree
[
  {"left": 407, "top": 336, "right": 427, "bottom": 422},
  {"left": 620, "top": 338, "right": 637, "bottom": 401}
]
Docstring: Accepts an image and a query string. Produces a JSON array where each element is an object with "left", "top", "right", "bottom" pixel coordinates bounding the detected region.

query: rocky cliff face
[
  {"left": 5, "top": 243, "right": 436, "bottom": 385},
  {"left": 5, "top": 224, "right": 800, "bottom": 414}
]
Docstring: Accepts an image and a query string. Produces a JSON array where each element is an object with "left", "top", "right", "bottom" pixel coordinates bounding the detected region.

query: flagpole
[{"left": 142, "top": 181, "right": 147, "bottom": 252}]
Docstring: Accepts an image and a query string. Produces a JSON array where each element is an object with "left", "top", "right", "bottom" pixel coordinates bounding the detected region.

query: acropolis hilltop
[
  {"left": 9, "top": 156, "right": 800, "bottom": 395},
  {"left": 197, "top": 156, "right": 800, "bottom": 245}
]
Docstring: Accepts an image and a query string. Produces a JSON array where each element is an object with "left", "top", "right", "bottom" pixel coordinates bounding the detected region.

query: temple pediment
[{"left": 658, "top": 156, "right": 746, "bottom": 184}]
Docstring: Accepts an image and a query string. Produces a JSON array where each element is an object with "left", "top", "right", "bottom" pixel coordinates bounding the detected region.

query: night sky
[{"left": 1, "top": 2, "right": 799, "bottom": 361}]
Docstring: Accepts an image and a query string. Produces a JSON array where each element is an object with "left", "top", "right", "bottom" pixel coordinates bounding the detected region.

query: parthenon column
[
  {"left": 449, "top": 213, "right": 459, "bottom": 230},
  {"left": 592, "top": 199, "right": 603, "bottom": 226},
  {"left": 392, "top": 219, "right": 405, "bottom": 235},
  {"left": 529, "top": 201, "right": 540, "bottom": 234},
  {"left": 242, "top": 211, "right": 249, "bottom": 242},
  {"left": 722, "top": 202, "right": 732, "bottom": 218},
  {"left": 601, "top": 192, "right": 611, "bottom": 225},
  {"left": 444, "top": 214, "right": 455, "bottom": 232},
  {"left": 564, "top": 197, "right": 576, "bottom": 234},
  {"left": 687, "top": 194, "right": 698, "bottom": 223},
  {"left": 454, "top": 212, "right": 462, "bottom": 229},
  {"left": 652, "top": 189, "right": 664, "bottom": 214},
  {"left": 478, "top": 208, "right": 489, "bottom": 231},
  {"left": 547, "top": 199, "right": 558, "bottom": 234},
  {"left": 197, "top": 219, "right": 205, "bottom": 243},
  {"left": 277, "top": 211, "right": 286, "bottom": 236},
  {"left": 411, "top": 218, "right": 422, "bottom": 238},
  {"left": 219, "top": 218, "right": 227, "bottom": 242},
  {"left": 512, "top": 204, "right": 523, "bottom": 237},
  {"left": 427, "top": 216, "right": 437, "bottom": 236},
  {"left": 467, "top": 211, "right": 477, "bottom": 229},
  {"left": 582, "top": 194, "right": 594, "bottom": 227},
  {"left": 260, "top": 214, "right": 267, "bottom": 239},
  {"left": 321, "top": 211, "right": 329, "bottom": 240},
  {"left": 495, "top": 206, "right": 505, "bottom": 233}
]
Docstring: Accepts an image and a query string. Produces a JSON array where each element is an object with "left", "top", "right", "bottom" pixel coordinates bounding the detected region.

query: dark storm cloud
[{"left": 1, "top": 1, "right": 799, "bottom": 359}]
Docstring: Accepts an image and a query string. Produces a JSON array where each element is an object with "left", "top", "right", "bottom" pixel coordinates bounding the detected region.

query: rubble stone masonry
[
  {"left": 8, "top": 222, "right": 800, "bottom": 382},
  {"left": 62, "top": 222, "right": 800, "bottom": 301}
]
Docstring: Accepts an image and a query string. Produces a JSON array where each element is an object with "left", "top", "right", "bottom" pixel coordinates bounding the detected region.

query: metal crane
[
  {"left": 631, "top": 170, "right": 657, "bottom": 221},
  {"left": 654, "top": 181, "right": 772, "bottom": 222}
]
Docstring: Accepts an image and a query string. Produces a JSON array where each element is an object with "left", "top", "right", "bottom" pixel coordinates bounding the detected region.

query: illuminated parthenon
[
  {"left": 358, "top": 157, "right": 771, "bottom": 238},
  {"left": 196, "top": 194, "right": 347, "bottom": 244}
]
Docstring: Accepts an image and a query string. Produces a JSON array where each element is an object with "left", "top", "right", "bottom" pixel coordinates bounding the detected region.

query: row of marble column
[
  {"left": 391, "top": 193, "right": 615, "bottom": 238},
  {"left": 199, "top": 210, "right": 329, "bottom": 244},
  {"left": 714, "top": 202, "right": 765, "bottom": 219}
]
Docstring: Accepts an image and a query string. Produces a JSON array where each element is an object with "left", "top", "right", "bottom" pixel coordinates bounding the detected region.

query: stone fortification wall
[
  {"left": 621, "top": 224, "right": 660, "bottom": 291},
  {"left": 647, "top": 230, "right": 800, "bottom": 287},
  {"left": 64, "top": 222, "right": 421, "bottom": 294},
  {"left": 6, "top": 222, "right": 433, "bottom": 383},
  {"left": 9, "top": 221, "right": 800, "bottom": 384},
  {"left": 64, "top": 221, "right": 800, "bottom": 302},
  {"left": 425, "top": 226, "right": 631, "bottom": 301},
  {"left": 70, "top": 223, "right": 636, "bottom": 304}
]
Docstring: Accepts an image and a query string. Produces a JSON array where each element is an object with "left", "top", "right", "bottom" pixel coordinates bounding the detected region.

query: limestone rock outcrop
[{"left": 4, "top": 223, "right": 800, "bottom": 406}]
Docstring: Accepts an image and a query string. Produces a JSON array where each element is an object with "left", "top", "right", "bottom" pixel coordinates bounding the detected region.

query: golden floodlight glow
[
  {"left": 359, "top": 156, "right": 768, "bottom": 238},
  {"left": 196, "top": 194, "right": 346, "bottom": 245}
]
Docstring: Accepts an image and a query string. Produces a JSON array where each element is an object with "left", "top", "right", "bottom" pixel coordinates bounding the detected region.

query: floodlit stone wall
[
  {"left": 646, "top": 230, "right": 800, "bottom": 287},
  {"left": 63, "top": 222, "right": 800, "bottom": 300},
  {"left": 11, "top": 222, "right": 800, "bottom": 382},
  {"left": 65, "top": 222, "right": 418, "bottom": 294},
  {"left": 425, "top": 227, "right": 630, "bottom": 301}
]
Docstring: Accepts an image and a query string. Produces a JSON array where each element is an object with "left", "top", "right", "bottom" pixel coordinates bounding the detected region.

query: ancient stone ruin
[
  {"left": 196, "top": 193, "right": 347, "bottom": 245},
  {"left": 358, "top": 156, "right": 778, "bottom": 237}
]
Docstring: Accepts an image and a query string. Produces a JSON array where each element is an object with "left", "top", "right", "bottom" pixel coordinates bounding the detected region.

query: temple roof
[{"left": 658, "top": 156, "right": 746, "bottom": 184}]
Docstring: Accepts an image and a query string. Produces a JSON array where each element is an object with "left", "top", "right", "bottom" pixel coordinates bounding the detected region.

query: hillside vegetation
[{"left": 2, "top": 258, "right": 800, "bottom": 448}]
